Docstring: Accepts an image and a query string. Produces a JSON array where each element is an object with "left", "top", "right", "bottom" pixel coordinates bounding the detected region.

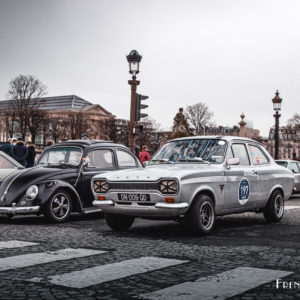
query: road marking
[
  {"left": 0, "top": 248, "right": 105, "bottom": 272},
  {"left": 0, "top": 240, "right": 39, "bottom": 250},
  {"left": 285, "top": 206, "right": 300, "bottom": 210},
  {"left": 29, "top": 257, "right": 188, "bottom": 288},
  {"left": 140, "top": 267, "right": 293, "bottom": 300}
]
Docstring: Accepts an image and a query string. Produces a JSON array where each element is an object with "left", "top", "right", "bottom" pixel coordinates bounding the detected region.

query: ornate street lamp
[
  {"left": 126, "top": 50, "right": 142, "bottom": 78},
  {"left": 272, "top": 90, "right": 282, "bottom": 159},
  {"left": 127, "top": 50, "right": 142, "bottom": 150}
]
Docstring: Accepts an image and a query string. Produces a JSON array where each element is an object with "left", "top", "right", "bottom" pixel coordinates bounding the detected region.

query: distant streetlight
[
  {"left": 272, "top": 90, "right": 282, "bottom": 159},
  {"left": 127, "top": 50, "right": 142, "bottom": 150}
]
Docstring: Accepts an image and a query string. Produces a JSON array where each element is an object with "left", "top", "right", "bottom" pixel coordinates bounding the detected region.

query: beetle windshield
[
  {"left": 37, "top": 147, "right": 83, "bottom": 167},
  {"left": 150, "top": 139, "right": 227, "bottom": 165}
]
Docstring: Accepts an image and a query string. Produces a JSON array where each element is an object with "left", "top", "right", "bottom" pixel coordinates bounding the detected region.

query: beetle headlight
[
  {"left": 26, "top": 185, "right": 39, "bottom": 200},
  {"left": 93, "top": 180, "right": 109, "bottom": 193},
  {"left": 159, "top": 180, "right": 178, "bottom": 194}
]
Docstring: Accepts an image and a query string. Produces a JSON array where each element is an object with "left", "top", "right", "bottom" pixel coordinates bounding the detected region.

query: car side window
[
  {"left": 116, "top": 149, "right": 137, "bottom": 168},
  {"left": 231, "top": 144, "right": 250, "bottom": 166},
  {"left": 289, "top": 162, "right": 300, "bottom": 173},
  {"left": 86, "top": 149, "right": 114, "bottom": 169},
  {"left": 247, "top": 144, "right": 269, "bottom": 165},
  {"left": 0, "top": 154, "right": 16, "bottom": 168}
]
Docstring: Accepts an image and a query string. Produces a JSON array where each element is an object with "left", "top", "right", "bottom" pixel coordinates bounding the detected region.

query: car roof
[
  {"left": 47, "top": 140, "right": 128, "bottom": 149},
  {"left": 171, "top": 135, "right": 258, "bottom": 143}
]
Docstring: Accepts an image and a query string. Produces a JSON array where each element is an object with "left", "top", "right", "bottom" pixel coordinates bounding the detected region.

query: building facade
[
  {"left": 265, "top": 127, "right": 300, "bottom": 160},
  {"left": 0, "top": 95, "right": 114, "bottom": 144}
]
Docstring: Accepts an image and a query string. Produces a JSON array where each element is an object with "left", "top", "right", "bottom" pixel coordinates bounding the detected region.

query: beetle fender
[{"left": 37, "top": 180, "right": 84, "bottom": 213}]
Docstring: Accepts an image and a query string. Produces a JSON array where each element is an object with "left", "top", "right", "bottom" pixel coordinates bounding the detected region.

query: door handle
[{"left": 252, "top": 170, "right": 258, "bottom": 175}]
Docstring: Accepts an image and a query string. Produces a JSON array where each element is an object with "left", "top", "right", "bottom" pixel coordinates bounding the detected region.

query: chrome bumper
[
  {"left": 92, "top": 200, "right": 189, "bottom": 217},
  {"left": 0, "top": 204, "right": 40, "bottom": 215}
]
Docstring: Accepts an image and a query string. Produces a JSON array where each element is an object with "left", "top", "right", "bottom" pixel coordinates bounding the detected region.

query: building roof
[{"left": 0, "top": 95, "right": 92, "bottom": 111}]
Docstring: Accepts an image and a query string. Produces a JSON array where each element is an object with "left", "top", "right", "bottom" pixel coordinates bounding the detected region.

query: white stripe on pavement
[
  {"left": 0, "top": 248, "right": 106, "bottom": 272},
  {"left": 285, "top": 206, "right": 300, "bottom": 210},
  {"left": 0, "top": 240, "right": 39, "bottom": 249},
  {"left": 30, "top": 257, "right": 188, "bottom": 288},
  {"left": 140, "top": 267, "right": 293, "bottom": 300}
]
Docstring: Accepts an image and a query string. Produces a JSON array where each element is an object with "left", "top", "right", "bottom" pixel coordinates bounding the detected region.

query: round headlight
[{"left": 26, "top": 185, "right": 39, "bottom": 200}]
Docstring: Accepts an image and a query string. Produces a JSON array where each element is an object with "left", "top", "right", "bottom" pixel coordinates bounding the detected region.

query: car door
[
  {"left": 224, "top": 142, "right": 258, "bottom": 209},
  {"left": 289, "top": 162, "right": 300, "bottom": 192},
  {"left": 246, "top": 143, "right": 271, "bottom": 203},
  {"left": 80, "top": 148, "right": 117, "bottom": 207},
  {"left": 115, "top": 148, "right": 140, "bottom": 169}
]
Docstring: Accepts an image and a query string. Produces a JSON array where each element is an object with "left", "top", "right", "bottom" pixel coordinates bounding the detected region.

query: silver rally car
[{"left": 92, "top": 136, "right": 294, "bottom": 234}]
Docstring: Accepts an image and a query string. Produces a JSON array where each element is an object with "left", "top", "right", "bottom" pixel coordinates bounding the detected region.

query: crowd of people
[
  {"left": 0, "top": 138, "right": 149, "bottom": 167},
  {"left": 0, "top": 138, "right": 36, "bottom": 167}
]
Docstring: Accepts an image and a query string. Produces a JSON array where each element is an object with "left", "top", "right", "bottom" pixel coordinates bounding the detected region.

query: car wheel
[
  {"left": 184, "top": 194, "right": 215, "bottom": 235},
  {"left": 263, "top": 190, "right": 284, "bottom": 222},
  {"left": 44, "top": 190, "right": 72, "bottom": 223},
  {"left": 105, "top": 213, "right": 134, "bottom": 231}
]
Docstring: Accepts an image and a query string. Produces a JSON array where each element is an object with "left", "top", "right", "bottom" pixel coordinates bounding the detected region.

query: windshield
[
  {"left": 276, "top": 161, "right": 288, "bottom": 168},
  {"left": 150, "top": 139, "right": 227, "bottom": 165},
  {"left": 38, "top": 147, "right": 83, "bottom": 167}
]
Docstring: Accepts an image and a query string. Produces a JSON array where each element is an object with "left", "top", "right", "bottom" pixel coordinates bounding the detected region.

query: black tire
[
  {"left": 263, "top": 190, "right": 284, "bottom": 223},
  {"left": 44, "top": 189, "right": 72, "bottom": 223},
  {"left": 105, "top": 213, "right": 134, "bottom": 231},
  {"left": 184, "top": 194, "right": 215, "bottom": 235}
]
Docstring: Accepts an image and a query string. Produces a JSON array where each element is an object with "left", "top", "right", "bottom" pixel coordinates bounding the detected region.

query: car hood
[
  {"left": 0, "top": 166, "right": 76, "bottom": 205},
  {"left": 94, "top": 163, "right": 224, "bottom": 182}
]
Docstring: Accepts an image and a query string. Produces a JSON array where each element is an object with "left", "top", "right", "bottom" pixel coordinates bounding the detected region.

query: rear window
[{"left": 276, "top": 161, "right": 288, "bottom": 168}]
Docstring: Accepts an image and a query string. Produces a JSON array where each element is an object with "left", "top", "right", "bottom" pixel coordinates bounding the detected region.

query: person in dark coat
[
  {"left": 11, "top": 138, "right": 28, "bottom": 166},
  {"left": 26, "top": 141, "right": 36, "bottom": 168},
  {"left": 0, "top": 138, "right": 13, "bottom": 155}
]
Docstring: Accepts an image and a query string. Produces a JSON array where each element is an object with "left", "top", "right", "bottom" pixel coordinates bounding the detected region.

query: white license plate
[{"left": 118, "top": 193, "right": 150, "bottom": 202}]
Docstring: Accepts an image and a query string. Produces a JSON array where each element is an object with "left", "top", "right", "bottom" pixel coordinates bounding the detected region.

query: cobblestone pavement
[{"left": 0, "top": 195, "right": 299, "bottom": 300}]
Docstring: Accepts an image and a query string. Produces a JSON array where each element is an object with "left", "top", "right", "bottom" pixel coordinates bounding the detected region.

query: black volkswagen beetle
[{"left": 0, "top": 140, "right": 142, "bottom": 222}]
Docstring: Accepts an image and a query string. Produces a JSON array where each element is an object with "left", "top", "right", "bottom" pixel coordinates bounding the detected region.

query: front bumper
[
  {"left": 0, "top": 204, "right": 40, "bottom": 215},
  {"left": 92, "top": 200, "right": 189, "bottom": 217}
]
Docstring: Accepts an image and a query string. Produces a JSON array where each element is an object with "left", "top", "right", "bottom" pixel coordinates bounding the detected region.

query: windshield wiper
[
  {"left": 150, "top": 159, "right": 174, "bottom": 165},
  {"left": 178, "top": 157, "right": 211, "bottom": 165}
]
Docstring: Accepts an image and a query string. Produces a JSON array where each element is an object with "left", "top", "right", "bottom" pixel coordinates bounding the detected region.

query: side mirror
[
  {"left": 82, "top": 157, "right": 89, "bottom": 167},
  {"left": 227, "top": 157, "right": 240, "bottom": 165},
  {"left": 143, "top": 161, "right": 149, "bottom": 167}
]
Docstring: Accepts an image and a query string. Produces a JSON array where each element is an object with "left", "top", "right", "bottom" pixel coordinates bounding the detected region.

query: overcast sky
[{"left": 0, "top": 0, "right": 299, "bottom": 136}]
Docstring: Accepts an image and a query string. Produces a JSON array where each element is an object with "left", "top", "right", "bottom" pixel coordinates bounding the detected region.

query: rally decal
[{"left": 238, "top": 178, "right": 250, "bottom": 205}]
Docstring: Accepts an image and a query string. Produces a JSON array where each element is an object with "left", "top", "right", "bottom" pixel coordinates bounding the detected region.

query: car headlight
[
  {"left": 159, "top": 180, "right": 178, "bottom": 194},
  {"left": 93, "top": 180, "right": 109, "bottom": 193},
  {"left": 26, "top": 185, "right": 39, "bottom": 200}
]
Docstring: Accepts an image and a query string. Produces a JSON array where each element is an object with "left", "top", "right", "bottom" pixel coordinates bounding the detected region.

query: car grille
[{"left": 109, "top": 182, "right": 159, "bottom": 191}]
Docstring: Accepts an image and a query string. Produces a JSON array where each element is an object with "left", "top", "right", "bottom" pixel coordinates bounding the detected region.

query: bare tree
[
  {"left": 288, "top": 113, "right": 300, "bottom": 129},
  {"left": 7, "top": 75, "right": 47, "bottom": 140},
  {"left": 135, "top": 117, "right": 161, "bottom": 150},
  {"left": 184, "top": 102, "right": 214, "bottom": 134},
  {"left": 28, "top": 109, "right": 47, "bottom": 143},
  {"left": 68, "top": 112, "right": 88, "bottom": 139}
]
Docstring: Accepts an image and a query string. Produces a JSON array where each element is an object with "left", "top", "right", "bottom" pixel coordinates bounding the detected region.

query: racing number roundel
[{"left": 239, "top": 178, "right": 250, "bottom": 205}]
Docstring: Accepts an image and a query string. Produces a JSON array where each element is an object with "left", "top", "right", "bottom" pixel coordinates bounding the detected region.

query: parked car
[
  {"left": 275, "top": 160, "right": 300, "bottom": 193},
  {"left": 92, "top": 136, "right": 294, "bottom": 234},
  {"left": 0, "top": 140, "right": 141, "bottom": 222},
  {"left": 0, "top": 151, "right": 24, "bottom": 182}
]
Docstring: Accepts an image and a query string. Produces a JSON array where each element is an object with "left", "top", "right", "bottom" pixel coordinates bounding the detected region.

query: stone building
[
  {"left": 264, "top": 127, "right": 300, "bottom": 160},
  {"left": 0, "top": 95, "right": 114, "bottom": 144}
]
